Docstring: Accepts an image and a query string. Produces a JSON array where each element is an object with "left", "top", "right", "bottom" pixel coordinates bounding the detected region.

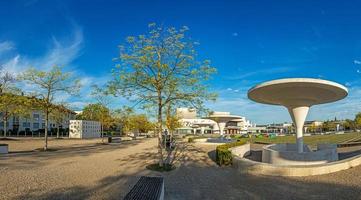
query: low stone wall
[
  {"left": 233, "top": 151, "right": 361, "bottom": 177},
  {"left": 262, "top": 143, "right": 338, "bottom": 165},
  {"left": 120, "top": 137, "right": 133, "bottom": 141},
  {"left": 0, "top": 144, "right": 8, "bottom": 154},
  {"left": 193, "top": 138, "right": 208, "bottom": 143}
]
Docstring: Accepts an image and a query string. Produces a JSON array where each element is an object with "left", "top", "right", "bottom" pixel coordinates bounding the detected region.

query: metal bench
[{"left": 123, "top": 176, "right": 164, "bottom": 200}]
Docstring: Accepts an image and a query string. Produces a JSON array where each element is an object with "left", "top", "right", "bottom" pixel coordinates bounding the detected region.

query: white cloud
[
  {"left": 226, "top": 88, "right": 232, "bottom": 91},
  {"left": 232, "top": 32, "right": 238, "bottom": 37},
  {"left": 0, "top": 41, "right": 15, "bottom": 54},
  {"left": 1, "top": 26, "right": 83, "bottom": 75},
  {"left": 227, "top": 67, "right": 293, "bottom": 81},
  {"left": 354, "top": 60, "right": 361, "bottom": 65},
  {"left": 0, "top": 24, "right": 106, "bottom": 110}
]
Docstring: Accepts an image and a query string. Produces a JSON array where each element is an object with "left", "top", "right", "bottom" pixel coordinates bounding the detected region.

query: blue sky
[{"left": 1, "top": 0, "right": 361, "bottom": 124}]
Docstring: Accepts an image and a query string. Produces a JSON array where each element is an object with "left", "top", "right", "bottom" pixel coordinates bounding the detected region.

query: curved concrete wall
[
  {"left": 233, "top": 154, "right": 361, "bottom": 176},
  {"left": 262, "top": 144, "right": 338, "bottom": 165},
  {"left": 230, "top": 143, "right": 361, "bottom": 176},
  {"left": 230, "top": 143, "right": 251, "bottom": 158},
  {"left": 192, "top": 138, "right": 208, "bottom": 143}
]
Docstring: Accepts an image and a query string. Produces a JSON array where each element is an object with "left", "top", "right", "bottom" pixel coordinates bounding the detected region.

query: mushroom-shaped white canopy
[
  {"left": 248, "top": 78, "right": 348, "bottom": 153},
  {"left": 207, "top": 112, "right": 242, "bottom": 122},
  {"left": 206, "top": 112, "right": 243, "bottom": 135},
  {"left": 248, "top": 78, "right": 348, "bottom": 107}
]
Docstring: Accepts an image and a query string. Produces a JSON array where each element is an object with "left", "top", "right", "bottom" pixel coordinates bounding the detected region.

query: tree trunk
[
  {"left": 101, "top": 124, "right": 104, "bottom": 143},
  {"left": 157, "top": 100, "right": 164, "bottom": 167},
  {"left": 57, "top": 125, "right": 60, "bottom": 138},
  {"left": 44, "top": 110, "right": 49, "bottom": 151},
  {"left": 3, "top": 118, "right": 7, "bottom": 138}
]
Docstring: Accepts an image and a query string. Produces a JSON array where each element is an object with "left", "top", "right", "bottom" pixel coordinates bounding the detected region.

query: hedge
[{"left": 216, "top": 141, "right": 247, "bottom": 166}]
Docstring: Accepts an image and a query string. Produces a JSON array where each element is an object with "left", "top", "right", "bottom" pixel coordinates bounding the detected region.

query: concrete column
[
  {"left": 193, "top": 128, "right": 196, "bottom": 135},
  {"left": 200, "top": 127, "right": 205, "bottom": 135},
  {"left": 218, "top": 122, "right": 226, "bottom": 136},
  {"left": 288, "top": 106, "right": 309, "bottom": 153}
]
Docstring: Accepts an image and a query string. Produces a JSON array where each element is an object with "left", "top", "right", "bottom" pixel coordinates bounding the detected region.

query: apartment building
[{"left": 0, "top": 110, "right": 76, "bottom": 135}]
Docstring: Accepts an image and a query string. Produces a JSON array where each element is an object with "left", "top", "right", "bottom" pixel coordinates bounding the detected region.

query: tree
[
  {"left": 129, "top": 114, "right": 155, "bottom": 134},
  {"left": 50, "top": 104, "right": 72, "bottom": 138},
  {"left": 355, "top": 113, "right": 361, "bottom": 130},
  {"left": 108, "top": 23, "right": 217, "bottom": 167},
  {"left": 0, "top": 93, "right": 31, "bottom": 137},
  {"left": 19, "top": 66, "right": 80, "bottom": 150},
  {"left": 0, "top": 68, "right": 30, "bottom": 137},
  {"left": 77, "top": 103, "right": 114, "bottom": 142},
  {"left": 165, "top": 104, "right": 181, "bottom": 135},
  {"left": 0, "top": 67, "right": 18, "bottom": 94},
  {"left": 343, "top": 119, "right": 355, "bottom": 131},
  {"left": 112, "top": 106, "right": 134, "bottom": 135}
]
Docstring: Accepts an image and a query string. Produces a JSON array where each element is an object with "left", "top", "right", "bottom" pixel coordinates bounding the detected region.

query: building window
[
  {"left": 33, "top": 123, "right": 39, "bottom": 129},
  {"left": 23, "top": 122, "right": 30, "bottom": 128},
  {"left": 33, "top": 114, "right": 40, "bottom": 121},
  {"left": 42, "top": 123, "right": 45, "bottom": 128}
]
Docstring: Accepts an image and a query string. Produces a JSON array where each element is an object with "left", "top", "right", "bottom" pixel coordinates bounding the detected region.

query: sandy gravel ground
[
  {"left": 1, "top": 138, "right": 361, "bottom": 200},
  {"left": 0, "top": 138, "right": 160, "bottom": 200}
]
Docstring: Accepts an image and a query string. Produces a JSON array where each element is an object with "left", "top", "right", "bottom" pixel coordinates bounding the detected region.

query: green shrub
[{"left": 216, "top": 141, "right": 246, "bottom": 166}]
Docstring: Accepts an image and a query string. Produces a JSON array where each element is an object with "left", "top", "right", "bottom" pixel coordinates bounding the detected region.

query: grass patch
[
  {"left": 146, "top": 163, "right": 175, "bottom": 172},
  {"left": 252, "top": 132, "right": 361, "bottom": 147}
]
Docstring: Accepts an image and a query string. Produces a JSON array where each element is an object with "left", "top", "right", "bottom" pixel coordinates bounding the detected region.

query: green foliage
[
  {"left": 112, "top": 107, "right": 154, "bottom": 135},
  {"left": 216, "top": 141, "right": 246, "bottom": 166},
  {"left": 165, "top": 103, "right": 182, "bottom": 134},
  {"left": 0, "top": 93, "right": 32, "bottom": 137},
  {"left": 107, "top": 23, "right": 217, "bottom": 166},
  {"left": 343, "top": 119, "right": 356, "bottom": 131},
  {"left": 77, "top": 103, "right": 115, "bottom": 134},
  {"left": 50, "top": 104, "right": 73, "bottom": 138},
  {"left": 19, "top": 66, "right": 81, "bottom": 150},
  {"left": 322, "top": 120, "right": 337, "bottom": 131},
  {"left": 128, "top": 114, "right": 155, "bottom": 133},
  {"left": 355, "top": 113, "right": 361, "bottom": 129}
]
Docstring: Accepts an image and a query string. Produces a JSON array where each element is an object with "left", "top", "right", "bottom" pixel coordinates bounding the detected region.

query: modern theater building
[{"left": 175, "top": 108, "right": 251, "bottom": 135}]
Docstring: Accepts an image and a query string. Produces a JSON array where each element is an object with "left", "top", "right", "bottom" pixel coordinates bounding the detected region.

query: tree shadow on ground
[
  {"left": 16, "top": 172, "right": 157, "bottom": 200},
  {"left": 207, "top": 150, "right": 217, "bottom": 163},
  {"left": 5, "top": 140, "right": 361, "bottom": 200},
  {"left": 0, "top": 139, "right": 148, "bottom": 170},
  {"left": 164, "top": 143, "right": 361, "bottom": 200}
]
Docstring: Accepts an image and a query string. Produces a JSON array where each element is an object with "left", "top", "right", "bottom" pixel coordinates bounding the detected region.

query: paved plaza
[{"left": 1, "top": 138, "right": 361, "bottom": 200}]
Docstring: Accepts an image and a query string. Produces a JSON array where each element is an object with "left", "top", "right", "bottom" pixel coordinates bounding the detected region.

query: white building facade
[
  {"left": 69, "top": 120, "right": 101, "bottom": 139},
  {"left": 0, "top": 110, "right": 76, "bottom": 136}
]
